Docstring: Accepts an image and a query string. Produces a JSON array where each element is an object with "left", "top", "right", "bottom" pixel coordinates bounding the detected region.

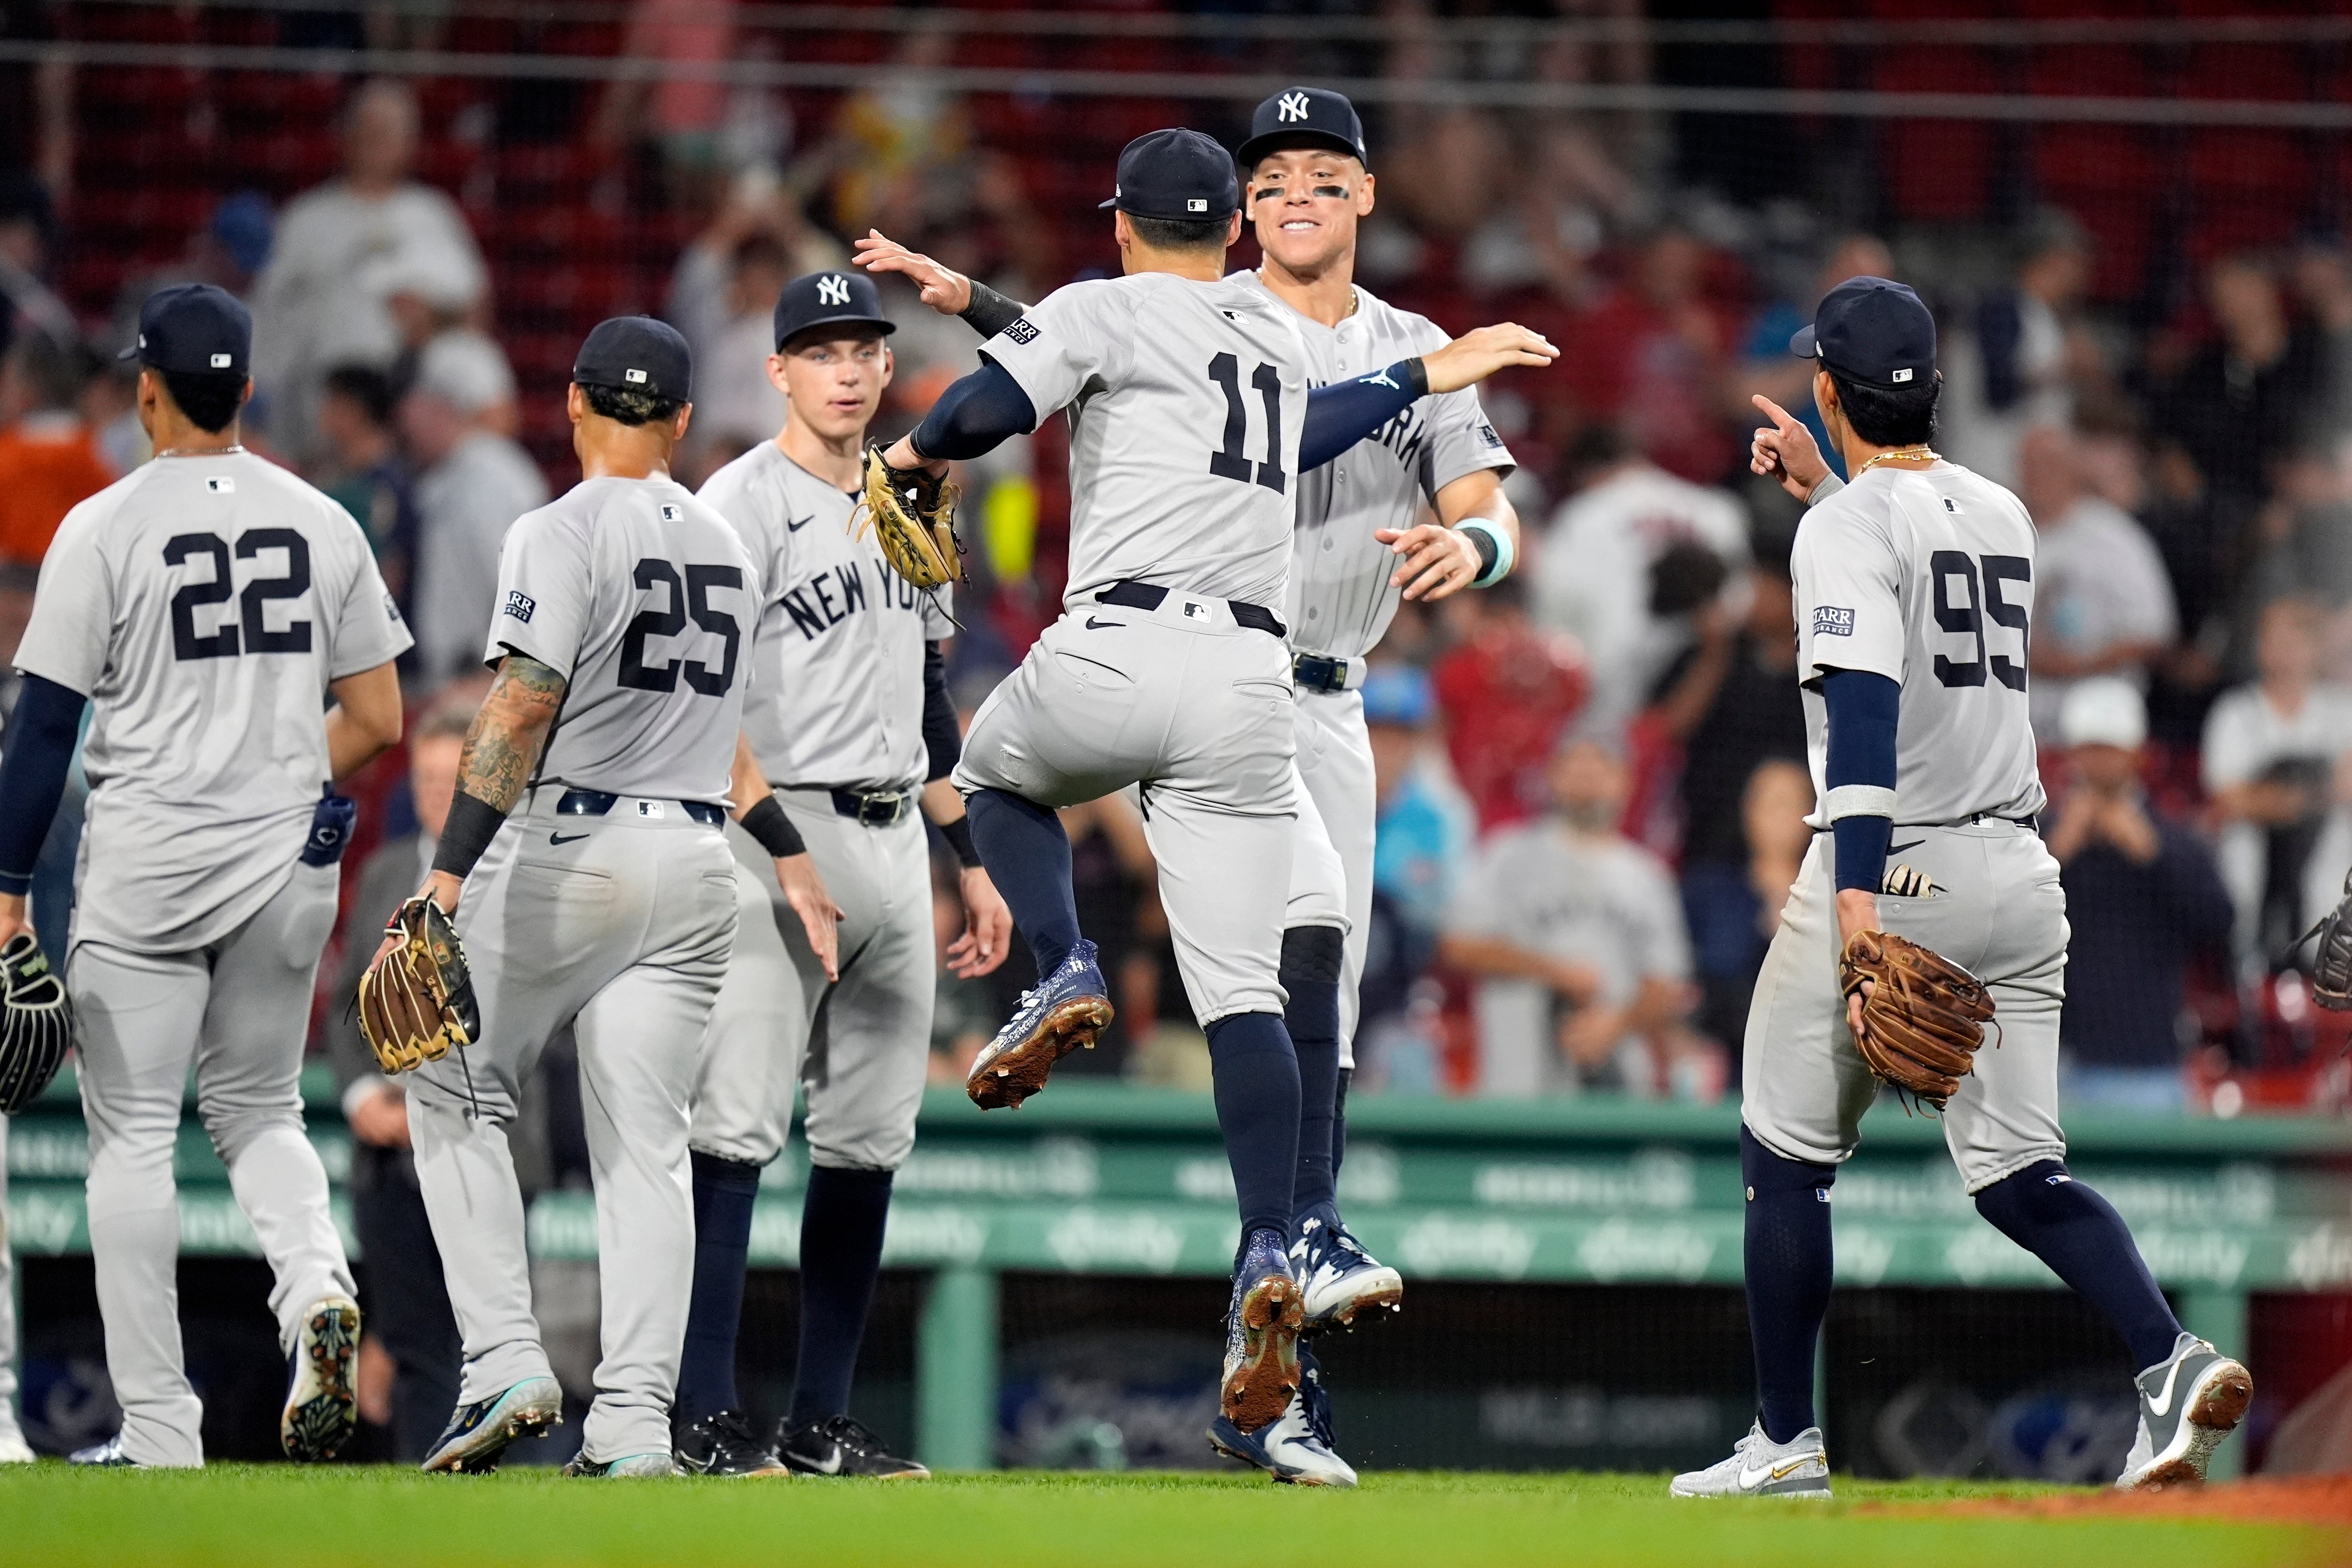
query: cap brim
[
  {"left": 777, "top": 313, "right": 898, "bottom": 350},
  {"left": 1098, "top": 195, "right": 1119, "bottom": 210},
  {"left": 1237, "top": 130, "right": 1367, "bottom": 172},
  {"left": 1789, "top": 323, "right": 1817, "bottom": 359},
  {"left": 115, "top": 345, "right": 142, "bottom": 362}
]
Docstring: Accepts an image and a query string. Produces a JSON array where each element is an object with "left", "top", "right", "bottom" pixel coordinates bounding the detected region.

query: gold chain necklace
[
  {"left": 1855, "top": 446, "right": 1939, "bottom": 477},
  {"left": 153, "top": 443, "right": 246, "bottom": 460}
]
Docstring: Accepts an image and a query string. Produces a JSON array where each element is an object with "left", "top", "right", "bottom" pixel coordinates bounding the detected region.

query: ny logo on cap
[
  {"left": 209, "top": 353, "right": 232, "bottom": 369},
  {"left": 817, "top": 274, "right": 850, "bottom": 307},
  {"left": 1188, "top": 198, "right": 1207, "bottom": 213},
  {"left": 625, "top": 367, "right": 648, "bottom": 384},
  {"left": 1278, "top": 91, "right": 1310, "bottom": 122}
]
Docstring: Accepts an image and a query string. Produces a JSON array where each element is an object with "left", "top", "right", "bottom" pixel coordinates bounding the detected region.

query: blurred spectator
[
  {"left": 1573, "top": 224, "right": 1738, "bottom": 483},
  {"left": 2291, "top": 241, "right": 2352, "bottom": 455},
  {"left": 2154, "top": 254, "right": 2328, "bottom": 522},
  {"left": 1366, "top": 666, "right": 1473, "bottom": 940},
  {"left": 2049, "top": 680, "right": 2232, "bottom": 1114},
  {"left": 2018, "top": 424, "right": 2176, "bottom": 741},
  {"left": 252, "top": 80, "right": 486, "bottom": 462},
  {"left": 79, "top": 352, "right": 142, "bottom": 477},
  {"left": 2203, "top": 597, "right": 2352, "bottom": 973},
  {"left": 1441, "top": 738, "right": 1697, "bottom": 1097},
  {"left": 313, "top": 364, "right": 418, "bottom": 609},
  {"left": 592, "top": 0, "right": 743, "bottom": 210},
  {"left": 2242, "top": 444, "right": 2352, "bottom": 639},
  {"left": 326, "top": 695, "right": 470, "bottom": 1462},
  {"left": 820, "top": 24, "right": 970, "bottom": 239},
  {"left": 110, "top": 190, "right": 274, "bottom": 344},
  {"left": 1738, "top": 233, "right": 1892, "bottom": 475},
  {"left": 400, "top": 333, "right": 545, "bottom": 687},
  {"left": 1431, "top": 575, "right": 1589, "bottom": 832},
  {"left": 1647, "top": 549, "right": 1807, "bottom": 1051},
  {"left": 1533, "top": 423, "right": 1745, "bottom": 738},
  {"left": 665, "top": 169, "right": 846, "bottom": 443},
  {"left": 688, "top": 232, "right": 792, "bottom": 455},
  {"left": 0, "top": 331, "right": 110, "bottom": 569},
  {"left": 1940, "top": 213, "right": 2095, "bottom": 489}
]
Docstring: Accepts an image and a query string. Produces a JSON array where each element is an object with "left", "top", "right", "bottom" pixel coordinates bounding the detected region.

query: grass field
[{"left": 0, "top": 1466, "right": 2341, "bottom": 1568}]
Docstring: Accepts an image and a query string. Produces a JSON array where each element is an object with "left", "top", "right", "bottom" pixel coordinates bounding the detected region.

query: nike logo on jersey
[
  {"left": 549, "top": 832, "right": 591, "bottom": 845},
  {"left": 786, "top": 515, "right": 812, "bottom": 532},
  {"left": 1888, "top": 839, "right": 1923, "bottom": 855},
  {"left": 1084, "top": 617, "right": 1123, "bottom": 630}
]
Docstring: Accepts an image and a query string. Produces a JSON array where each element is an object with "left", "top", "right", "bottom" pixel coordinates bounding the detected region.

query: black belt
[
  {"left": 829, "top": 788, "right": 913, "bottom": 828},
  {"left": 556, "top": 789, "right": 726, "bottom": 827},
  {"left": 1292, "top": 654, "right": 1353, "bottom": 692},
  {"left": 1098, "top": 579, "right": 1286, "bottom": 637}
]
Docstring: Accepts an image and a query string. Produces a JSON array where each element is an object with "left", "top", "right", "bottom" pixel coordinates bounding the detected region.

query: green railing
[{"left": 10, "top": 1070, "right": 2349, "bottom": 1475}]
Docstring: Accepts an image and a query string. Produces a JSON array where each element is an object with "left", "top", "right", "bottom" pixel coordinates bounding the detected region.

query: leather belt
[
  {"left": 1292, "top": 653, "right": 1364, "bottom": 692},
  {"left": 556, "top": 789, "right": 726, "bottom": 827},
  {"left": 831, "top": 788, "right": 912, "bottom": 828},
  {"left": 1098, "top": 579, "right": 1286, "bottom": 637}
]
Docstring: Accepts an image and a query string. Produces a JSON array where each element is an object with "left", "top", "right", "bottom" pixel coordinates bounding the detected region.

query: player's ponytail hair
[
  {"left": 580, "top": 381, "right": 685, "bottom": 427},
  {"left": 1828, "top": 368, "right": 1939, "bottom": 449},
  {"left": 157, "top": 368, "right": 248, "bottom": 434}
]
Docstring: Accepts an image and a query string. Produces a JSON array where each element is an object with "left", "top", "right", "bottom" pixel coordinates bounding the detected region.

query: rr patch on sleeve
[
  {"left": 504, "top": 590, "right": 536, "bottom": 624},
  {"left": 1813, "top": 605, "right": 1855, "bottom": 637},
  {"left": 1002, "top": 318, "right": 1040, "bottom": 345}
]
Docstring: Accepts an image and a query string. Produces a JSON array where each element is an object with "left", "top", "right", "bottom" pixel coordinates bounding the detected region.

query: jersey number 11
[{"left": 1207, "top": 352, "right": 1287, "bottom": 495}]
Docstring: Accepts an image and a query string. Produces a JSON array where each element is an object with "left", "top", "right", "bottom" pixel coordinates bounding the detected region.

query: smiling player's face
[
  {"left": 1249, "top": 148, "right": 1373, "bottom": 276},
  {"left": 773, "top": 332, "right": 891, "bottom": 445}
]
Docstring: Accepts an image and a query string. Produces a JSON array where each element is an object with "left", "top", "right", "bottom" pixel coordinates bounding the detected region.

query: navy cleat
[
  {"left": 1220, "top": 1226, "right": 1305, "bottom": 1433},
  {"left": 965, "top": 939, "right": 1113, "bottom": 1110},
  {"left": 777, "top": 1414, "right": 929, "bottom": 1479},
  {"left": 420, "top": 1376, "right": 564, "bottom": 1474},
  {"left": 1209, "top": 1340, "right": 1355, "bottom": 1486},
  {"left": 66, "top": 1436, "right": 140, "bottom": 1467},
  {"left": 674, "top": 1409, "right": 788, "bottom": 1476},
  {"left": 281, "top": 1294, "right": 361, "bottom": 1462},
  {"left": 1291, "top": 1205, "right": 1403, "bottom": 1332}
]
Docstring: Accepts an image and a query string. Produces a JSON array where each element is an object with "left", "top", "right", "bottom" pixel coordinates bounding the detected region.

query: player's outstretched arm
[
  {"left": 729, "top": 734, "right": 842, "bottom": 981},
  {"left": 1378, "top": 468, "right": 1520, "bottom": 602},
  {"left": 1420, "top": 323, "right": 1559, "bottom": 394},
  {"left": 853, "top": 229, "right": 1031, "bottom": 338},
  {"left": 325, "top": 661, "right": 404, "bottom": 781}
]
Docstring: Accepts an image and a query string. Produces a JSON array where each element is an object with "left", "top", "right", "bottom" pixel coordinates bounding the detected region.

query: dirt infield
[{"left": 1863, "top": 1474, "right": 2352, "bottom": 1530}]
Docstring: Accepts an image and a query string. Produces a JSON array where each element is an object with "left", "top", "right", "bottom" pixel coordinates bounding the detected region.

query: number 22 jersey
[
  {"left": 16, "top": 450, "right": 412, "bottom": 952},
  {"left": 1792, "top": 461, "right": 2046, "bottom": 831},
  {"left": 488, "top": 474, "right": 757, "bottom": 807},
  {"left": 982, "top": 271, "right": 1310, "bottom": 613}
]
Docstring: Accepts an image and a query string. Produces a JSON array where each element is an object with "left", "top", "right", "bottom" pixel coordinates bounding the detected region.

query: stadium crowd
[{"left": 0, "top": 59, "right": 2347, "bottom": 1117}]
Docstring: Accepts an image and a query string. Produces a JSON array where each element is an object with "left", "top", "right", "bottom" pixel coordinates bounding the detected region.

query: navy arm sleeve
[
  {"left": 909, "top": 360, "right": 1039, "bottom": 462},
  {"left": 1298, "top": 359, "right": 1431, "bottom": 472},
  {"left": 1822, "top": 668, "right": 1900, "bottom": 894},
  {"left": 0, "top": 674, "right": 87, "bottom": 897},
  {"left": 922, "top": 640, "right": 960, "bottom": 782}
]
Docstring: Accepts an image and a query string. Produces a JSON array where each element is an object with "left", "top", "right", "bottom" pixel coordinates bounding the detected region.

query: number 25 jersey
[
  {"left": 1793, "top": 462, "right": 2045, "bottom": 831},
  {"left": 983, "top": 272, "right": 1310, "bottom": 613},
  {"left": 16, "top": 451, "right": 412, "bottom": 953},
  {"left": 488, "top": 474, "right": 757, "bottom": 807}
]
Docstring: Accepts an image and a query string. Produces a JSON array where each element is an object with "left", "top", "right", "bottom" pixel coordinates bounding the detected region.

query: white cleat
[
  {"left": 1290, "top": 1207, "right": 1403, "bottom": 1331},
  {"left": 1207, "top": 1391, "right": 1357, "bottom": 1488},
  {"left": 1670, "top": 1420, "right": 1831, "bottom": 1499},
  {"left": 0, "top": 1423, "right": 33, "bottom": 1464},
  {"left": 2115, "top": 1333, "right": 2253, "bottom": 1491}
]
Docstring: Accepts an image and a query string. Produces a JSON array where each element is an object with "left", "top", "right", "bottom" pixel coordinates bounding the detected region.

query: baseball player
[
  {"left": 397, "top": 317, "right": 759, "bottom": 1479},
  {"left": 667, "top": 268, "right": 1009, "bottom": 1480},
  {"left": 855, "top": 86, "right": 1524, "bottom": 1487},
  {"left": 1670, "top": 278, "right": 2250, "bottom": 1498},
  {"left": 854, "top": 127, "right": 1552, "bottom": 1454},
  {"left": 0, "top": 284, "right": 409, "bottom": 1467}
]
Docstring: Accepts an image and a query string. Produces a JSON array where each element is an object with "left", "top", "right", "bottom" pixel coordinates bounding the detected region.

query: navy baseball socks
[
  {"left": 790, "top": 1165, "right": 894, "bottom": 1425},
  {"left": 1741, "top": 1126, "right": 1837, "bottom": 1444},
  {"left": 1283, "top": 925, "right": 1345, "bottom": 1218},
  {"left": 1206, "top": 1012, "right": 1302, "bottom": 1241},
  {"left": 1973, "top": 1159, "right": 2182, "bottom": 1372},
  {"left": 965, "top": 788, "right": 1080, "bottom": 976},
  {"left": 676, "top": 1151, "right": 762, "bottom": 1430}
]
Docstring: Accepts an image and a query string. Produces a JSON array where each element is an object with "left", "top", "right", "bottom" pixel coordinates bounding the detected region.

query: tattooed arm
[{"left": 414, "top": 653, "right": 570, "bottom": 914}]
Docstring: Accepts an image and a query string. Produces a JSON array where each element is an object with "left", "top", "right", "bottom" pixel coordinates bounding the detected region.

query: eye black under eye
[{"left": 1313, "top": 186, "right": 1347, "bottom": 198}]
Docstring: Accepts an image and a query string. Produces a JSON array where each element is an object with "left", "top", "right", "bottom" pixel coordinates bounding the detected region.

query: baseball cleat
[
  {"left": 420, "top": 1375, "right": 565, "bottom": 1474},
  {"left": 1210, "top": 1344, "right": 1355, "bottom": 1487},
  {"left": 1291, "top": 1205, "right": 1403, "bottom": 1332},
  {"left": 563, "top": 1450, "right": 681, "bottom": 1477},
  {"left": 1220, "top": 1226, "right": 1306, "bottom": 1434},
  {"left": 1670, "top": 1420, "right": 1831, "bottom": 1499},
  {"left": 966, "top": 939, "right": 1113, "bottom": 1110},
  {"left": 2115, "top": 1333, "right": 2253, "bottom": 1491},
  {"left": 674, "top": 1409, "right": 788, "bottom": 1476},
  {"left": 776, "top": 1414, "right": 929, "bottom": 1478},
  {"left": 280, "top": 1294, "right": 361, "bottom": 1462},
  {"left": 66, "top": 1436, "right": 139, "bottom": 1468},
  {"left": 0, "top": 1422, "right": 33, "bottom": 1464}
]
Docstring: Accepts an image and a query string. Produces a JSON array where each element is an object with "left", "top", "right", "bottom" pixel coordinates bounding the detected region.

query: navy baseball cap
[
  {"left": 1237, "top": 87, "right": 1369, "bottom": 173},
  {"left": 574, "top": 315, "right": 692, "bottom": 402},
  {"left": 1099, "top": 128, "right": 1239, "bottom": 222},
  {"left": 120, "top": 283, "right": 251, "bottom": 377},
  {"left": 1791, "top": 275, "right": 1936, "bottom": 390},
  {"left": 773, "top": 267, "right": 896, "bottom": 352}
]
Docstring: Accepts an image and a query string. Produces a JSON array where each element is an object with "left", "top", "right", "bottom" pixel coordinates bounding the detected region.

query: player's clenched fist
[{"left": 1422, "top": 323, "right": 1559, "bottom": 393}]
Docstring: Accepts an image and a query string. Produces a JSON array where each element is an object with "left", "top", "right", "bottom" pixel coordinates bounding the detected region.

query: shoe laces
[{"left": 818, "top": 1413, "right": 888, "bottom": 1456}]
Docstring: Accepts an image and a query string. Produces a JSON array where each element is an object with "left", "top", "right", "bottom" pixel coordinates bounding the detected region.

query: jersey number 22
[{"left": 165, "top": 530, "right": 311, "bottom": 661}]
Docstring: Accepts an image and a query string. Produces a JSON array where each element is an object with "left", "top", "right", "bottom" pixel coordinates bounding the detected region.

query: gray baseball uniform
[
  {"left": 1232, "top": 273, "right": 1516, "bottom": 1069},
  {"left": 15, "top": 451, "right": 410, "bottom": 1465},
  {"left": 407, "top": 474, "right": 755, "bottom": 1466},
  {"left": 689, "top": 442, "right": 951, "bottom": 1173},
  {"left": 954, "top": 272, "right": 1309, "bottom": 1023},
  {"left": 1744, "top": 463, "right": 2063, "bottom": 1192}
]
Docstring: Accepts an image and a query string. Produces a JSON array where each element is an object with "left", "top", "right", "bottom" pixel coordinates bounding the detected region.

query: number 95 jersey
[
  {"left": 488, "top": 474, "right": 757, "bottom": 807},
  {"left": 16, "top": 451, "right": 412, "bottom": 953},
  {"left": 1793, "top": 463, "right": 2046, "bottom": 831}
]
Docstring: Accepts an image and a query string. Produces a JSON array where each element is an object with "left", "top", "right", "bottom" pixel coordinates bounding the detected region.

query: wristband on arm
[
  {"left": 938, "top": 814, "right": 982, "bottom": 870},
  {"left": 1456, "top": 516, "right": 1514, "bottom": 587},
  {"left": 430, "top": 791, "right": 510, "bottom": 882},
  {"left": 740, "top": 793, "right": 808, "bottom": 860},
  {"left": 960, "top": 280, "right": 1030, "bottom": 340}
]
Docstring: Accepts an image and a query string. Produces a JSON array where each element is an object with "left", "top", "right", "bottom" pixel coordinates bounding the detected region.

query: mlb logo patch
[
  {"left": 504, "top": 590, "right": 536, "bottom": 623},
  {"left": 384, "top": 592, "right": 404, "bottom": 624},
  {"left": 1941, "top": 496, "right": 1963, "bottom": 514},
  {"left": 635, "top": 799, "right": 667, "bottom": 819},
  {"left": 660, "top": 504, "right": 683, "bottom": 523},
  {"left": 1813, "top": 605, "right": 1855, "bottom": 637},
  {"left": 1188, "top": 198, "right": 1208, "bottom": 213},
  {"left": 205, "top": 476, "right": 234, "bottom": 494},
  {"left": 1003, "top": 318, "right": 1040, "bottom": 345},
  {"left": 1182, "top": 600, "right": 1209, "bottom": 621},
  {"left": 209, "top": 353, "right": 233, "bottom": 369}
]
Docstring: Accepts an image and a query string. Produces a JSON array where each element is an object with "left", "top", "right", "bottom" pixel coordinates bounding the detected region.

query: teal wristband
[{"left": 1457, "top": 517, "right": 1514, "bottom": 588}]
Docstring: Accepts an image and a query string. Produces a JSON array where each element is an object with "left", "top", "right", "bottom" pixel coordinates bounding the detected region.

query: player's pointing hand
[
  {"left": 852, "top": 229, "right": 974, "bottom": 317},
  {"left": 1751, "top": 393, "right": 1831, "bottom": 502},
  {"left": 1421, "top": 323, "right": 1559, "bottom": 394}
]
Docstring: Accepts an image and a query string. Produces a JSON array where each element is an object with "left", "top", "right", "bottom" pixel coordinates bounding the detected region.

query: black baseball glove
[
  {"left": 0, "top": 931, "right": 74, "bottom": 1113},
  {"left": 2308, "top": 870, "right": 2352, "bottom": 1011}
]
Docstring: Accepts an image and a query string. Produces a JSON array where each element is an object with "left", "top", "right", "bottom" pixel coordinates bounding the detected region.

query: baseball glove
[
  {"left": 0, "top": 932, "right": 73, "bottom": 1114},
  {"left": 1838, "top": 929, "right": 1996, "bottom": 1108},
  {"left": 853, "top": 443, "right": 965, "bottom": 591},
  {"left": 2303, "top": 870, "right": 2352, "bottom": 1010},
  {"left": 357, "top": 897, "right": 481, "bottom": 1075}
]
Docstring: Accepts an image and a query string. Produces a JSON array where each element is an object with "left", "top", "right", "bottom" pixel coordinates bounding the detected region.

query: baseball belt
[
  {"left": 1098, "top": 578, "right": 1287, "bottom": 638},
  {"left": 556, "top": 788, "right": 727, "bottom": 827},
  {"left": 828, "top": 788, "right": 914, "bottom": 828}
]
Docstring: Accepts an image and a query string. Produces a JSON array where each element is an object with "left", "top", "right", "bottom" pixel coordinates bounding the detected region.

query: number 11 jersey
[
  {"left": 982, "top": 271, "right": 1310, "bottom": 612},
  {"left": 16, "top": 450, "right": 412, "bottom": 953},
  {"left": 1792, "top": 461, "right": 2046, "bottom": 832}
]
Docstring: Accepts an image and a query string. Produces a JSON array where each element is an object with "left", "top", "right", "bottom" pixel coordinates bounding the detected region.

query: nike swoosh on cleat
[
  {"left": 2145, "top": 1354, "right": 2187, "bottom": 1418},
  {"left": 549, "top": 832, "right": 591, "bottom": 845},
  {"left": 1738, "top": 1458, "right": 1814, "bottom": 1488},
  {"left": 810, "top": 1448, "right": 844, "bottom": 1475}
]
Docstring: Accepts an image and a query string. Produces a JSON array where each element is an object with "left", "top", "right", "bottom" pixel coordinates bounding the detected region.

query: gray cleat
[
  {"left": 1670, "top": 1420, "right": 1831, "bottom": 1499},
  {"left": 2115, "top": 1332, "right": 2253, "bottom": 1491}
]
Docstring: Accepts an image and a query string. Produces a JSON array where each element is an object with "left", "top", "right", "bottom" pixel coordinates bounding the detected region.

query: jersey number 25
[{"left": 619, "top": 558, "right": 741, "bottom": 696}]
